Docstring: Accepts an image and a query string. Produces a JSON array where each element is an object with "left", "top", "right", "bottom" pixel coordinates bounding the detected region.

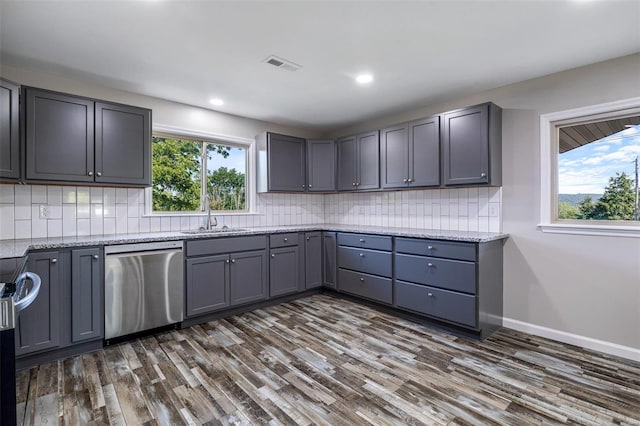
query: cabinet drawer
[
  {"left": 395, "top": 280, "right": 477, "bottom": 328},
  {"left": 338, "top": 246, "right": 392, "bottom": 277},
  {"left": 395, "top": 238, "right": 476, "bottom": 261},
  {"left": 270, "top": 232, "right": 299, "bottom": 248},
  {"left": 186, "top": 235, "right": 267, "bottom": 257},
  {"left": 395, "top": 253, "right": 476, "bottom": 294},
  {"left": 338, "top": 269, "right": 392, "bottom": 305},
  {"left": 337, "top": 233, "right": 392, "bottom": 251}
]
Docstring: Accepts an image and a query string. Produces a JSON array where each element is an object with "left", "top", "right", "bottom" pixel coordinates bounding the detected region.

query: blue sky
[
  {"left": 207, "top": 146, "right": 246, "bottom": 175},
  {"left": 558, "top": 124, "right": 640, "bottom": 194}
]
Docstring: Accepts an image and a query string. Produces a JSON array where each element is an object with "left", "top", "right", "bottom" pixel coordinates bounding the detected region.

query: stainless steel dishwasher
[{"left": 104, "top": 240, "right": 183, "bottom": 342}]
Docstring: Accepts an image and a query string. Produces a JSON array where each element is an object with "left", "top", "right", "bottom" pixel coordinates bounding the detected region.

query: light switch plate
[{"left": 39, "top": 205, "right": 50, "bottom": 219}]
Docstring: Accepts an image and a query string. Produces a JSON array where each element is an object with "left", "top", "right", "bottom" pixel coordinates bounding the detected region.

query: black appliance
[{"left": 0, "top": 260, "right": 41, "bottom": 426}]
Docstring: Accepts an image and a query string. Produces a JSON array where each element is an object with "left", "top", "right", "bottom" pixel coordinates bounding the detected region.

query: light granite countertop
[{"left": 0, "top": 224, "right": 508, "bottom": 259}]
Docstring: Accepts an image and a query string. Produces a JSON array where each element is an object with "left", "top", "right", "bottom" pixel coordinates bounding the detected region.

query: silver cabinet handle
[
  {"left": 408, "top": 178, "right": 413, "bottom": 183},
  {"left": 96, "top": 172, "right": 102, "bottom": 177},
  {"left": 306, "top": 237, "right": 310, "bottom": 241},
  {"left": 352, "top": 182, "right": 356, "bottom": 186},
  {"left": 302, "top": 185, "right": 305, "bottom": 188},
  {"left": 427, "top": 292, "right": 434, "bottom": 297},
  {"left": 51, "top": 258, "right": 57, "bottom": 263},
  {"left": 427, "top": 263, "right": 434, "bottom": 267},
  {"left": 226, "top": 259, "right": 230, "bottom": 264},
  {"left": 93, "top": 254, "right": 99, "bottom": 260},
  {"left": 481, "top": 172, "right": 487, "bottom": 178},
  {"left": 356, "top": 182, "right": 360, "bottom": 186},
  {"left": 308, "top": 184, "right": 312, "bottom": 188},
  {"left": 359, "top": 238, "right": 365, "bottom": 242},
  {"left": 284, "top": 237, "right": 288, "bottom": 242},
  {"left": 360, "top": 277, "right": 364, "bottom": 282},
  {"left": 231, "top": 259, "right": 235, "bottom": 263},
  {"left": 403, "top": 178, "right": 408, "bottom": 183},
  {"left": 88, "top": 171, "right": 93, "bottom": 176},
  {"left": 427, "top": 245, "right": 434, "bottom": 250},
  {"left": 359, "top": 253, "right": 365, "bottom": 257},
  {"left": 271, "top": 254, "right": 275, "bottom": 258}
]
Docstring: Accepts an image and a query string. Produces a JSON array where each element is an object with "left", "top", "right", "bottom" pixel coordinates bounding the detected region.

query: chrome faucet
[{"left": 202, "top": 195, "right": 217, "bottom": 230}]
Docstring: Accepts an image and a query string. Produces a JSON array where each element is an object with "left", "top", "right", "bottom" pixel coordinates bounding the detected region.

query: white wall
[{"left": 331, "top": 54, "right": 640, "bottom": 355}]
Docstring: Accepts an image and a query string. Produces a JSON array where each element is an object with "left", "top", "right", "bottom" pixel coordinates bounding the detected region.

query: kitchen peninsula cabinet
[
  {"left": 185, "top": 235, "right": 268, "bottom": 317},
  {"left": 442, "top": 102, "right": 502, "bottom": 186},
  {"left": 0, "top": 78, "right": 20, "bottom": 180},
  {"left": 15, "top": 251, "right": 61, "bottom": 356},
  {"left": 337, "top": 130, "right": 380, "bottom": 191},
  {"left": 23, "top": 86, "right": 151, "bottom": 186},
  {"left": 381, "top": 116, "right": 440, "bottom": 189}
]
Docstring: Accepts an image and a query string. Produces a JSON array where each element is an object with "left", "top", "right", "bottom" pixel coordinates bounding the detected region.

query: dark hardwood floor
[{"left": 16, "top": 294, "right": 640, "bottom": 425}]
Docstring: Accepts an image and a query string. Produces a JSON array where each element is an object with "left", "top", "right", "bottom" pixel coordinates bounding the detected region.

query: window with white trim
[
  {"left": 539, "top": 98, "right": 640, "bottom": 237},
  {"left": 151, "top": 134, "right": 249, "bottom": 213}
]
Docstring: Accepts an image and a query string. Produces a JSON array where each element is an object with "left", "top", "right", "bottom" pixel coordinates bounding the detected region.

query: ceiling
[{"left": 1, "top": 1, "right": 639, "bottom": 132}]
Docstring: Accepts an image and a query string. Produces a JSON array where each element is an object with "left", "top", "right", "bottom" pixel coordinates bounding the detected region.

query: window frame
[
  {"left": 145, "top": 124, "right": 256, "bottom": 216},
  {"left": 539, "top": 97, "right": 640, "bottom": 238}
]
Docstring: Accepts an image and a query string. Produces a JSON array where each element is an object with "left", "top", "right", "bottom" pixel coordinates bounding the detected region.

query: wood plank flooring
[{"left": 16, "top": 294, "right": 640, "bottom": 425}]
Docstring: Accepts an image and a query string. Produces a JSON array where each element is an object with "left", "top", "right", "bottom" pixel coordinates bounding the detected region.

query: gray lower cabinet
[
  {"left": 185, "top": 236, "right": 268, "bottom": 317},
  {"left": 270, "top": 246, "right": 302, "bottom": 297},
  {"left": 381, "top": 116, "right": 440, "bottom": 189},
  {"left": 70, "top": 247, "right": 103, "bottom": 343},
  {"left": 395, "top": 281, "right": 477, "bottom": 327},
  {"left": 0, "top": 78, "right": 20, "bottom": 180},
  {"left": 23, "top": 86, "right": 152, "bottom": 186},
  {"left": 337, "top": 131, "right": 380, "bottom": 191},
  {"left": 322, "top": 232, "right": 337, "bottom": 289},
  {"left": 304, "top": 232, "right": 322, "bottom": 289},
  {"left": 307, "top": 139, "right": 336, "bottom": 192},
  {"left": 442, "top": 102, "right": 502, "bottom": 186},
  {"left": 15, "top": 251, "right": 62, "bottom": 356},
  {"left": 257, "top": 132, "right": 306, "bottom": 192}
]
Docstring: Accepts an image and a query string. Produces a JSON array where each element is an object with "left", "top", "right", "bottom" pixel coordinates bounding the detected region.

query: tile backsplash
[{"left": 0, "top": 184, "right": 501, "bottom": 240}]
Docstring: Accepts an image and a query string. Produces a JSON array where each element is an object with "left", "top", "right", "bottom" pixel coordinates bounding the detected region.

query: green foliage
[
  {"left": 151, "top": 137, "right": 245, "bottom": 212},
  {"left": 574, "top": 172, "right": 636, "bottom": 221},
  {"left": 558, "top": 201, "right": 579, "bottom": 219}
]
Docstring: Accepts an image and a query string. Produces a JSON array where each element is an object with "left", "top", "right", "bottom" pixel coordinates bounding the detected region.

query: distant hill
[{"left": 559, "top": 194, "right": 601, "bottom": 205}]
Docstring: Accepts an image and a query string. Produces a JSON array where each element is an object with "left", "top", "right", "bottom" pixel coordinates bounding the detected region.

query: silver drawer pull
[
  {"left": 359, "top": 238, "right": 365, "bottom": 242},
  {"left": 284, "top": 237, "right": 288, "bottom": 242},
  {"left": 306, "top": 237, "right": 310, "bottom": 241},
  {"left": 359, "top": 253, "right": 365, "bottom": 257},
  {"left": 427, "top": 263, "right": 434, "bottom": 267},
  {"left": 427, "top": 292, "right": 434, "bottom": 297},
  {"left": 360, "top": 278, "right": 364, "bottom": 282},
  {"left": 51, "top": 258, "right": 57, "bottom": 263},
  {"left": 93, "top": 254, "right": 99, "bottom": 260},
  {"left": 271, "top": 254, "right": 275, "bottom": 258},
  {"left": 427, "top": 245, "right": 434, "bottom": 250}
]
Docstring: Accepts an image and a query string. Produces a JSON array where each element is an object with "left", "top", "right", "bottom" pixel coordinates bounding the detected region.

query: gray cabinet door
[
  {"left": 185, "top": 254, "right": 230, "bottom": 316},
  {"left": 15, "top": 251, "right": 61, "bottom": 356},
  {"left": 95, "top": 102, "right": 151, "bottom": 186},
  {"left": 337, "top": 136, "right": 357, "bottom": 190},
  {"left": 356, "top": 131, "right": 380, "bottom": 190},
  {"left": 25, "top": 88, "right": 95, "bottom": 183},
  {"left": 322, "top": 232, "right": 337, "bottom": 289},
  {"left": 307, "top": 139, "right": 336, "bottom": 192},
  {"left": 268, "top": 133, "right": 306, "bottom": 192},
  {"left": 71, "top": 247, "right": 103, "bottom": 343},
  {"left": 305, "top": 232, "right": 322, "bottom": 289},
  {"left": 230, "top": 250, "right": 267, "bottom": 306},
  {"left": 443, "top": 104, "right": 489, "bottom": 186},
  {"left": 0, "top": 78, "right": 20, "bottom": 180},
  {"left": 409, "top": 116, "right": 440, "bottom": 187},
  {"left": 381, "top": 124, "right": 409, "bottom": 189},
  {"left": 269, "top": 246, "right": 301, "bottom": 297}
]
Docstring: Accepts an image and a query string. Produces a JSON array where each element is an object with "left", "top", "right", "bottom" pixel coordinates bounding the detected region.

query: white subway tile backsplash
[
  {"left": 15, "top": 186, "right": 30, "bottom": 206},
  {"left": 47, "top": 186, "right": 62, "bottom": 206},
  {"left": 32, "top": 185, "right": 47, "bottom": 204},
  {"left": 48, "top": 219, "right": 62, "bottom": 238},
  {"left": 15, "top": 220, "right": 31, "bottom": 239},
  {"left": 90, "top": 187, "right": 103, "bottom": 204},
  {"left": 0, "top": 185, "right": 14, "bottom": 204},
  {"left": 77, "top": 218, "right": 91, "bottom": 236},
  {"left": 103, "top": 218, "right": 116, "bottom": 235},
  {"left": 77, "top": 188, "right": 90, "bottom": 204},
  {"left": 0, "top": 205, "right": 15, "bottom": 239},
  {"left": 62, "top": 187, "right": 77, "bottom": 204}
]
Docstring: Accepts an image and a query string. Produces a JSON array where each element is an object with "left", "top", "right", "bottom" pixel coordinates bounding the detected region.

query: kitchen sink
[{"left": 181, "top": 227, "right": 248, "bottom": 234}]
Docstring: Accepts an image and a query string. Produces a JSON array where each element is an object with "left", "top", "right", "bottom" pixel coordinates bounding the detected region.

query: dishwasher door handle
[{"left": 105, "top": 248, "right": 182, "bottom": 259}]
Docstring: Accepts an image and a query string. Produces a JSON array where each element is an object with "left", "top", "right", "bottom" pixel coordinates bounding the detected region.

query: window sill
[
  {"left": 538, "top": 222, "right": 640, "bottom": 238},
  {"left": 143, "top": 211, "right": 259, "bottom": 218}
]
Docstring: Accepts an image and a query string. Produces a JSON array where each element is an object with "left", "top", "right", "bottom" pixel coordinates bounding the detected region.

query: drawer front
[
  {"left": 395, "top": 238, "right": 476, "bottom": 261},
  {"left": 338, "top": 269, "right": 392, "bottom": 305},
  {"left": 270, "top": 232, "right": 300, "bottom": 248},
  {"left": 337, "top": 233, "right": 392, "bottom": 251},
  {"left": 395, "top": 253, "right": 476, "bottom": 294},
  {"left": 395, "top": 280, "right": 477, "bottom": 328},
  {"left": 338, "top": 246, "right": 392, "bottom": 277},
  {"left": 186, "top": 235, "right": 267, "bottom": 257}
]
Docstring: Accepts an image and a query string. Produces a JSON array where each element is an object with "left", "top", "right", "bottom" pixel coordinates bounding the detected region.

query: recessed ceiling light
[
  {"left": 356, "top": 74, "right": 374, "bottom": 84},
  {"left": 209, "top": 98, "right": 224, "bottom": 106}
]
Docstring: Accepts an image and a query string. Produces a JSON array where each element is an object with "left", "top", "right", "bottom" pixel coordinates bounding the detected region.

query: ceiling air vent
[{"left": 263, "top": 55, "right": 302, "bottom": 72}]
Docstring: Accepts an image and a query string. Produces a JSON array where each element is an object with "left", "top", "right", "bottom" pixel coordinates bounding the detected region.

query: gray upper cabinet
[
  {"left": 15, "top": 251, "right": 61, "bottom": 356},
  {"left": 25, "top": 87, "right": 95, "bottom": 183},
  {"left": 95, "top": 102, "right": 151, "bottom": 186},
  {"left": 23, "top": 86, "right": 151, "bottom": 186},
  {"left": 381, "top": 116, "right": 440, "bottom": 189},
  {"left": 442, "top": 102, "right": 502, "bottom": 186},
  {"left": 304, "top": 232, "right": 322, "bottom": 289},
  {"left": 257, "top": 132, "right": 306, "bottom": 192},
  {"left": 306, "top": 139, "right": 336, "bottom": 192},
  {"left": 337, "top": 130, "right": 380, "bottom": 191},
  {"left": 0, "top": 78, "right": 20, "bottom": 180},
  {"left": 70, "top": 247, "right": 103, "bottom": 343}
]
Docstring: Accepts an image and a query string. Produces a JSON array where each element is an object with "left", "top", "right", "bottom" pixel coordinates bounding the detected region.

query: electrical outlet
[{"left": 39, "top": 205, "right": 50, "bottom": 219}]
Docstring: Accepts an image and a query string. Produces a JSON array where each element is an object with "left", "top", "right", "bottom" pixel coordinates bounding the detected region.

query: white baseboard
[{"left": 502, "top": 317, "right": 640, "bottom": 362}]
